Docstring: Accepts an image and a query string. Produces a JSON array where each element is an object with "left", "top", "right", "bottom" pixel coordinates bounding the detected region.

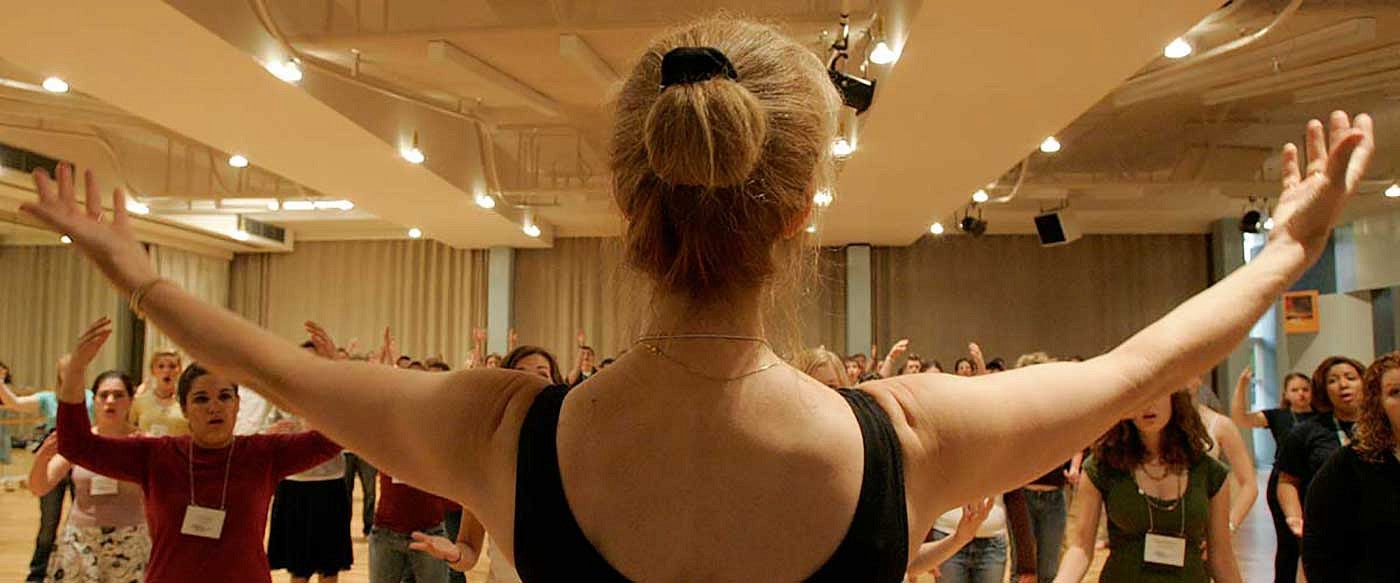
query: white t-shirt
[{"left": 933, "top": 494, "right": 1008, "bottom": 539}]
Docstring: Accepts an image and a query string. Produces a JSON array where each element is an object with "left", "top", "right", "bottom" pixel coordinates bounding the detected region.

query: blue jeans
[
  {"left": 930, "top": 530, "right": 1007, "bottom": 583},
  {"left": 370, "top": 526, "right": 450, "bottom": 583},
  {"left": 27, "top": 475, "right": 70, "bottom": 582},
  {"left": 1024, "top": 488, "right": 1068, "bottom": 583}
]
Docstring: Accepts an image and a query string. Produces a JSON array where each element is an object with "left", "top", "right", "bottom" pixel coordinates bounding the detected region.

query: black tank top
[{"left": 513, "top": 385, "right": 908, "bottom": 582}]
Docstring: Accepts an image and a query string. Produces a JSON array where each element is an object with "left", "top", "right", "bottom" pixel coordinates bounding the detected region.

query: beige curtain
[
  {"left": 231, "top": 240, "right": 489, "bottom": 368},
  {"left": 0, "top": 246, "right": 122, "bottom": 389},
  {"left": 798, "top": 247, "right": 848, "bottom": 356},
  {"left": 142, "top": 245, "right": 230, "bottom": 369},
  {"left": 512, "top": 238, "right": 635, "bottom": 369},
  {"left": 870, "top": 234, "right": 1210, "bottom": 367}
]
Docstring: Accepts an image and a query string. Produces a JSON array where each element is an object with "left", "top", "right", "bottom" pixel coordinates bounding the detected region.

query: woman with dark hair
[
  {"left": 53, "top": 318, "right": 342, "bottom": 583},
  {"left": 1275, "top": 355, "right": 1365, "bottom": 580},
  {"left": 1229, "top": 367, "right": 1314, "bottom": 581},
  {"left": 1056, "top": 391, "right": 1238, "bottom": 582},
  {"left": 503, "top": 346, "right": 563, "bottom": 385},
  {"left": 28, "top": 370, "right": 149, "bottom": 582},
  {"left": 954, "top": 358, "right": 976, "bottom": 377},
  {"left": 20, "top": 12, "right": 1375, "bottom": 580},
  {"left": 1302, "top": 351, "right": 1400, "bottom": 581}
]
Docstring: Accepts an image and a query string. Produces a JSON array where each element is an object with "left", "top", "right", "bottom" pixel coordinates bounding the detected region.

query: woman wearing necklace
[
  {"left": 1275, "top": 355, "right": 1365, "bottom": 581},
  {"left": 1055, "top": 391, "right": 1238, "bottom": 582},
  {"left": 28, "top": 370, "right": 150, "bottom": 582},
  {"left": 53, "top": 318, "right": 342, "bottom": 583},
  {"left": 1229, "top": 367, "right": 1314, "bottom": 582},
  {"left": 19, "top": 14, "right": 1376, "bottom": 580},
  {"left": 1301, "top": 351, "right": 1400, "bottom": 581}
]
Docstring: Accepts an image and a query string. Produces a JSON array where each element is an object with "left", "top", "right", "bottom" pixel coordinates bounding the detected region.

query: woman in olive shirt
[{"left": 1056, "top": 391, "right": 1238, "bottom": 583}]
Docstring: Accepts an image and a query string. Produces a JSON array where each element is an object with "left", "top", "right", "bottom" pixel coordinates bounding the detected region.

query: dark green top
[{"left": 1085, "top": 454, "right": 1230, "bottom": 583}]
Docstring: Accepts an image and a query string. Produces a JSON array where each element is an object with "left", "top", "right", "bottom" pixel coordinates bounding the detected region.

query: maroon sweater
[
  {"left": 58, "top": 401, "right": 340, "bottom": 583},
  {"left": 374, "top": 471, "right": 459, "bottom": 534}
]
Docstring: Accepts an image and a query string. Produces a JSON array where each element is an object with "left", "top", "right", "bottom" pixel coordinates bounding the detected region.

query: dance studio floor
[{"left": 0, "top": 448, "right": 1273, "bottom": 581}]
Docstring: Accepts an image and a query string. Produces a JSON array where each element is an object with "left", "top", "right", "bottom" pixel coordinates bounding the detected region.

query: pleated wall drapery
[
  {"left": 230, "top": 240, "right": 490, "bottom": 368},
  {"left": 870, "top": 234, "right": 1211, "bottom": 367},
  {"left": 142, "top": 245, "right": 230, "bottom": 371},
  {"left": 512, "top": 237, "right": 635, "bottom": 370},
  {"left": 0, "top": 246, "right": 123, "bottom": 389}
]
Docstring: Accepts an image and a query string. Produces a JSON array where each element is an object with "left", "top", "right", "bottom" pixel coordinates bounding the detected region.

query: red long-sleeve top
[
  {"left": 374, "top": 471, "right": 460, "bottom": 534},
  {"left": 57, "top": 401, "right": 341, "bottom": 583}
]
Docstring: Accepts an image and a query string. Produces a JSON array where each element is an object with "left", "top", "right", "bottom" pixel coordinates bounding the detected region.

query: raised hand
[
  {"left": 1270, "top": 112, "right": 1374, "bottom": 261},
  {"left": 371, "top": 326, "right": 399, "bottom": 366},
  {"left": 968, "top": 342, "right": 986, "bottom": 375},
  {"left": 61, "top": 317, "right": 113, "bottom": 403},
  {"left": 20, "top": 165, "right": 158, "bottom": 292},
  {"left": 577, "top": 329, "right": 587, "bottom": 346},
  {"left": 303, "top": 321, "right": 338, "bottom": 359},
  {"left": 1236, "top": 367, "right": 1253, "bottom": 392},
  {"left": 954, "top": 497, "right": 995, "bottom": 540},
  {"left": 887, "top": 339, "right": 909, "bottom": 359}
]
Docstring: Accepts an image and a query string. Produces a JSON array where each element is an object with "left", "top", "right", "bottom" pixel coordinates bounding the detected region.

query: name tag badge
[
  {"left": 149, "top": 424, "right": 169, "bottom": 437},
  {"left": 391, "top": 475, "right": 405, "bottom": 485},
  {"left": 181, "top": 505, "right": 226, "bottom": 539},
  {"left": 1144, "top": 533, "right": 1186, "bottom": 567},
  {"left": 89, "top": 475, "right": 120, "bottom": 496}
]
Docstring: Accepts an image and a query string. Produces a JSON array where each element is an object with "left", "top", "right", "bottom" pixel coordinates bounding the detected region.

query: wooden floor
[{"left": 1, "top": 448, "right": 1275, "bottom": 582}]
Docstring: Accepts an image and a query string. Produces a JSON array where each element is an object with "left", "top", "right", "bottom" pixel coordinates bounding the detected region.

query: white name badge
[
  {"left": 391, "top": 475, "right": 405, "bottom": 484},
  {"left": 180, "top": 505, "right": 226, "bottom": 539},
  {"left": 89, "top": 475, "right": 120, "bottom": 496},
  {"left": 1144, "top": 533, "right": 1186, "bottom": 567},
  {"left": 149, "top": 424, "right": 169, "bottom": 437}
]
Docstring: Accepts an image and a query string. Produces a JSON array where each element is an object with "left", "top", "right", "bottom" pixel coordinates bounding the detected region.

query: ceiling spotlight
[
  {"left": 1039, "top": 136, "right": 1062, "bottom": 154},
  {"left": 232, "top": 230, "right": 251, "bottom": 241},
  {"left": 831, "top": 137, "right": 855, "bottom": 158},
  {"left": 959, "top": 212, "right": 988, "bottom": 237},
  {"left": 930, "top": 222, "right": 945, "bottom": 235},
  {"left": 41, "top": 77, "right": 70, "bottom": 93},
  {"left": 522, "top": 223, "right": 542, "bottom": 238},
  {"left": 1386, "top": 183, "right": 1400, "bottom": 198},
  {"left": 1240, "top": 209, "right": 1264, "bottom": 234},
  {"left": 870, "top": 41, "right": 898, "bottom": 65},
  {"left": 266, "top": 200, "right": 280, "bottom": 211},
  {"left": 813, "top": 189, "right": 834, "bottom": 207},
  {"left": 407, "top": 227, "right": 423, "bottom": 239},
  {"left": 228, "top": 154, "right": 249, "bottom": 168},
  {"left": 401, "top": 131, "right": 426, "bottom": 164},
  {"left": 474, "top": 193, "right": 497, "bottom": 209},
  {"left": 972, "top": 189, "right": 990, "bottom": 204},
  {"left": 125, "top": 199, "right": 150, "bottom": 215},
  {"left": 59, "top": 235, "right": 73, "bottom": 244},
  {"left": 1164, "top": 37, "right": 1193, "bottom": 59},
  {"left": 265, "top": 60, "right": 303, "bottom": 83}
]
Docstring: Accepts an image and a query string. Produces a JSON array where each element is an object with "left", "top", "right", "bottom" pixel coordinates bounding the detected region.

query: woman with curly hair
[
  {"left": 1055, "top": 391, "right": 1239, "bottom": 582},
  {"left": 1301, "top": 352, "right": 1400, "bottom": 581}
]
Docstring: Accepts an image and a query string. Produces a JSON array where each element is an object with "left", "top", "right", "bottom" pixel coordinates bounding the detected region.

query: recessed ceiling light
[
  {"left": 228, "top": 154, "right": 249, "bottom": 168},
  {"left": 522, "top": 223, "right": 542, "bottom": 238},
  {"left": 972, "top": 189, "right": 990, "bottom": 204},
  {"left": 804, "top": 224, "right": 817, "bottom": 233},
  {"left": 813, "top": 189, "right": 834, "bottom": 207},
  {"left": 831, "top": 137, "right": 855, "bottom": 158},
  {"left": 1164, "top": 37, "right": 1193, "bottom": 59},
  {"left": 401, "top": 146, "right": 425, "bottom": 164},
  {"left": 870, "top": 41, "right": 898, "bottom": 65},
  {"left": 1039, "top": 136, "right": 1062, "bottom": 154},
  {"left": 474, "top": 193, "right": 496, "bottom": 209},
  {"left": 41, "top": 77, "right": 70, "bottom": 93},
  {"left": 407, "top": 227, "right": 423, "bottom": 239},
  {"left": 1386, "top": 183, "right": 1400, "bottom": 198},
  {"left": 930, "top": 222, "right": 945, "bottom": 235},
  {"left": 59, "top": 235, "right": 73, "bottom": 244},
  {"left": 265, "top": 60, "right": 303, "bottom": 83}
]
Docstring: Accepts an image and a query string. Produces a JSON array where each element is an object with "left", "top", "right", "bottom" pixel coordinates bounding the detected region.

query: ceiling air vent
[
  {"left": 238, "top": 216, "right": 286, "bottom": 244},
  {"left": 0, "top": 142, "right": 60, "bottom": 174}
]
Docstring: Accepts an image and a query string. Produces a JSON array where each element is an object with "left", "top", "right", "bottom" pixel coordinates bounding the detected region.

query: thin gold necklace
[{"left": 634, "top": 333, "right": 780, "bottom": 382}]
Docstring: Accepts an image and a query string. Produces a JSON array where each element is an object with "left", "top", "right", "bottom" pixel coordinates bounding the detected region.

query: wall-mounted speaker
[{"left": 1034, "top": 210, "right": 1082, "bottom": 247}]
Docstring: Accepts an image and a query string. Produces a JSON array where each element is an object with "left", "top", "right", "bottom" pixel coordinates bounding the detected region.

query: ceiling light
[
  {"left": 1386, "top": 183, "right": 1400, "bottom": 198},
  {"left": 1163, "top": 38, "right": 1192, "bottom": 59},
  {"left": 870, "top": 41, "right": 898, "bottom": 65},
  {"left": 831, "top": 137, "right": 855, "bottom": 158},
  {"left": 813, "top": 189, "right": 834, "bottom": 207},
  {"left": 972, "top": 189, "right": 990, "bottom": 204},
  {"left": 930, "top": 222, "right": 945, "bottom": 235},
  {"left": 265, "top": 60, "right": 303, "bottom": 83},
  {"left": 402, "top": 131, "right": 426, "bottom": 164},
  {"left": 312, "top": 199, "right": 354, "bottom": 211},
  {"left": 124, "top": 200, "right": 150, "bottom": 215},
  {"left": 59, "top": 235, "right": 72, "bottom": 244},
  {"left": 282, "top": 200, "right": 315, "bottom": 211},
  {"left": 266, "top": 200, "right": 280, "bottom": 211},
  {"left": 804, "top": 224, "right": 817, "bottom": 234},
  {"left": 407, "top": 227, "right": 423, "bottom": 239},
  {"left": 232, "top": 230, "right": 251, "bottom": 241},
  {"left": 41, "top": 77, "right": 69, "bottom": 93},
  {"left": 959, "top": 215, "right": 988, "bottom": 237},
  {"left": 1240, "top": 209, "right": 1263, "bottom": 234},
  {"left": 1039, "top": 136, "right": 1062, "bottom": 154},
  {"left": 474, "top": 192, "right": 496, "bottom": 209},
  {"left": 522, "top": 223, "right": 542, "bottom": 238},
  {"left": 228, "top": 154, "right": 249, "bottom": 168}
]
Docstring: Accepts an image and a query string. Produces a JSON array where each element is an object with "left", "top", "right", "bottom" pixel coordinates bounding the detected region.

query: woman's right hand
[
  {"left": 1236, "top": 367, "right": 1253, "bottom": 393},
  {"left": 59, "top": 317, "right": 113, "bottom": 403},
  {"left": 21, "top": 165, "right": 159, "bottom": 292},
  {"left": 1267, "top": 112, "right": 1373, "bottom": 263},
  {"left": 887, "top": 339, "right": 910, "bottom": 359}
]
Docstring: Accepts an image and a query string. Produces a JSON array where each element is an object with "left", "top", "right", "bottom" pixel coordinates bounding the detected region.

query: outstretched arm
[
  {"left": 886, "top": 113, "right": 1374, "bottom": 512},
  {"left": 1230, "top": 367, "right": 1268, "bottom": 429},
  {"left": 20, "top": 165, "right": 549, "bottom": 508}
]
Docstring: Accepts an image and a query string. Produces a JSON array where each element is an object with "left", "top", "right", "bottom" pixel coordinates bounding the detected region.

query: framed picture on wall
[{"left": 1283, "top": 290, "right": 1321, "bottom": 334}]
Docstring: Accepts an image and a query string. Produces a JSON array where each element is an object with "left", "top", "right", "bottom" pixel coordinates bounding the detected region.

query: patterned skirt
[{"left": 46, "top": 523, "right": 151, "bottom": 583}]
